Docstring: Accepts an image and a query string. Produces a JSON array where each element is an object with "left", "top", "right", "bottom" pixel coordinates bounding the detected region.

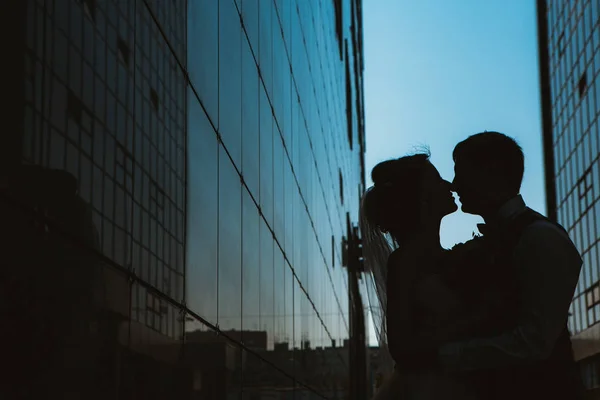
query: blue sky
[{"left": 363, "top": 0, "right": 545, "bottom": 250}]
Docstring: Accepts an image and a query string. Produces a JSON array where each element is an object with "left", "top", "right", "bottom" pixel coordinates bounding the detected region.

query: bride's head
[{"left": 362, "top": 151, "right": 457, "bottom": 244}]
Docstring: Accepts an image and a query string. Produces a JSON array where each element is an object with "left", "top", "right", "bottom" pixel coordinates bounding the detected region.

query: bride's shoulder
[
  {"left": 387, "top": 245, "right": 432, "bottom": 274},
  {"left": 387, "top": 246, "right": 422, "bottom": 264},
  {"left": 387, "top": 248, "right": 402, "bottom": 265},
  {"left": 386, "top": 248, "right": 423, "bottom": 284}
]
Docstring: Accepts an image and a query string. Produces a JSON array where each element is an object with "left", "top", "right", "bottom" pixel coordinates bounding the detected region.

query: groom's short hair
[{"left": 453, "top": 131, "right": 524, "bottom": 195}]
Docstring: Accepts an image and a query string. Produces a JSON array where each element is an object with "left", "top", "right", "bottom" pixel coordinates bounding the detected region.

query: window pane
[{"left": 186, "top": 98, "right": 218, "bottom": 324}]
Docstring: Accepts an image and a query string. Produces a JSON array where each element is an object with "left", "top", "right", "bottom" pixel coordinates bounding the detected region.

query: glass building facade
[
  {"left": 538, "top": 0, "right": 600, "bottom": 394},
  {"left": 2, "top": 0, "right": 368, "bottom": 398}
]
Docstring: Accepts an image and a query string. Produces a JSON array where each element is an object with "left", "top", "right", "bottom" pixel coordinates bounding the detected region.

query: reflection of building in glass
[
  {"left": 5, "top": 0, "right": 367, "bottom": 398},
  {"left": 537, "top": 0, "right": 600, "bottom": 396},
  {"left": 186, "top": 0, "right": 369, "bottom": 395}
]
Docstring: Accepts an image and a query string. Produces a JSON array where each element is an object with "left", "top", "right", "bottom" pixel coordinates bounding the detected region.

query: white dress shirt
[{"left": 439, "top": 195, "right": 583, "bottom": 371}]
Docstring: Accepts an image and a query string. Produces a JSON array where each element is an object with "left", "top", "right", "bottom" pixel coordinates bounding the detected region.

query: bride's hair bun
[
  {"left": 362, "top": 151, "right": 431, "bottom": 239},
  {"left": 371, "top": 160, "right": 399, "bottom": 187}
]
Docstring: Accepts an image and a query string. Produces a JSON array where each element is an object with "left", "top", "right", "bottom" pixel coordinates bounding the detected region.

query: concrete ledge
[{"left": 571, "top": 324, "right": 600, "bottom": 361}]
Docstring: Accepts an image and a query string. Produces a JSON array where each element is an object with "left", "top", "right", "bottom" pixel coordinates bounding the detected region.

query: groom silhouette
[{"left": 435, "top": 132, "right": 584, "bottom": 399}]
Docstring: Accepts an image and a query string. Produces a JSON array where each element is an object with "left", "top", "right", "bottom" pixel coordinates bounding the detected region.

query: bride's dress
[{"left": 377, "top": 250, "right": 481, "bottom": 400}]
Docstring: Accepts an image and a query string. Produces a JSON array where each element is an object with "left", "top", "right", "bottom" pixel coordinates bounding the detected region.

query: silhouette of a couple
[{"left": 361, "top": 132, "right": 584, "bottom": 400}]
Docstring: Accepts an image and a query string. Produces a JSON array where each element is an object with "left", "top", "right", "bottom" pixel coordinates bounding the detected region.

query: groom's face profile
[
  {"left": 452, "top": 160, "right": 488, "bottom": 215},
  {"left": 452, "top": 131, "right": 524, "bottom": 217}
]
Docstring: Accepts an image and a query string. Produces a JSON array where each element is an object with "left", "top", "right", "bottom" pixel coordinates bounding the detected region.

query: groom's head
[{"left": 452, "top": 131, "right": 524, "bottom": 217}]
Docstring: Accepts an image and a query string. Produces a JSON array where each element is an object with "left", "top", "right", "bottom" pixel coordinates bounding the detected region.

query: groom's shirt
[{"left": 438, "top": 195, "right": 583, "bottom": 371}]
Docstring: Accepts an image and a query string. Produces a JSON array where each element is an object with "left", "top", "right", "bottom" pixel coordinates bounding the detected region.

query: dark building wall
[
  {"left": 5, "top": 0, "right": 366, "bottom": 398},
  {"left": 18, "top": 0, "right": 188, "bottom": 338},
  {"left": 0, "top": 1, "right": 26, "bottom": 175},
  {"left": 538, "top": 0, "right": 600, "bottom": 394},
  {"left": 539, "top": 0, "right": 600, "bottom": 337}
]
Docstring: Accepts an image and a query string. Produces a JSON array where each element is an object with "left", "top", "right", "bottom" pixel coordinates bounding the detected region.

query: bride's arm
[
  {"left": 386, "top": 250, "right": 439, "bottom": 368},
  {"left": 408, "top": 272, "right": 491, "bottom": 344}
]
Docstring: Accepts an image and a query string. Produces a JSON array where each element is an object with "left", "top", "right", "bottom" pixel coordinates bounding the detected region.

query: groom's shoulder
[
  {"left": 516, "top": 208, "right": 579, "bottom": 255},
  {"left": 509, "top": 207, "right": 563, "bottom": 237},
  {"left": 517, "top": 207, "right": 568, "bottom": 238}
]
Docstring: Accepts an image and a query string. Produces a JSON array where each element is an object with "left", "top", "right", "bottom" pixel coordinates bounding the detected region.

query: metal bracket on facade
[{"left": 129, "top": 267, "right": 137, "bottom": 285}]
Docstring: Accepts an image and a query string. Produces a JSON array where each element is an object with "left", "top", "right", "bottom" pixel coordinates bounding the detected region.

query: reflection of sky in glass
[
  {"left": 185, "top": 0, "right": 364, "bottom": 354},
  {"left": 364, "top": 0, "right": 543, "bottom": 344}
]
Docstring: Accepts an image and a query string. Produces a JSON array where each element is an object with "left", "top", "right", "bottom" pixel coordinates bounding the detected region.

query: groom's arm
[{"left": 437, "top": 221, "right": 582, "bottom": 372}]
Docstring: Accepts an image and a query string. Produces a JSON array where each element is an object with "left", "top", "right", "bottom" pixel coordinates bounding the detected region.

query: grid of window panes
[
  {"left": 23, "top": 0, "right": 187, "bottom": 339},
  {"left": 186, "top": 0, "right": 365, "bottom": 360},
  {"left": 580, "top": 353, "right": 600, "bottom": 390},
  {"left": 545, "top": 0, "right": 600, "bottom": 334},
  {"left": 18, "top": 0, "right": 366, "bottom": 397}
]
